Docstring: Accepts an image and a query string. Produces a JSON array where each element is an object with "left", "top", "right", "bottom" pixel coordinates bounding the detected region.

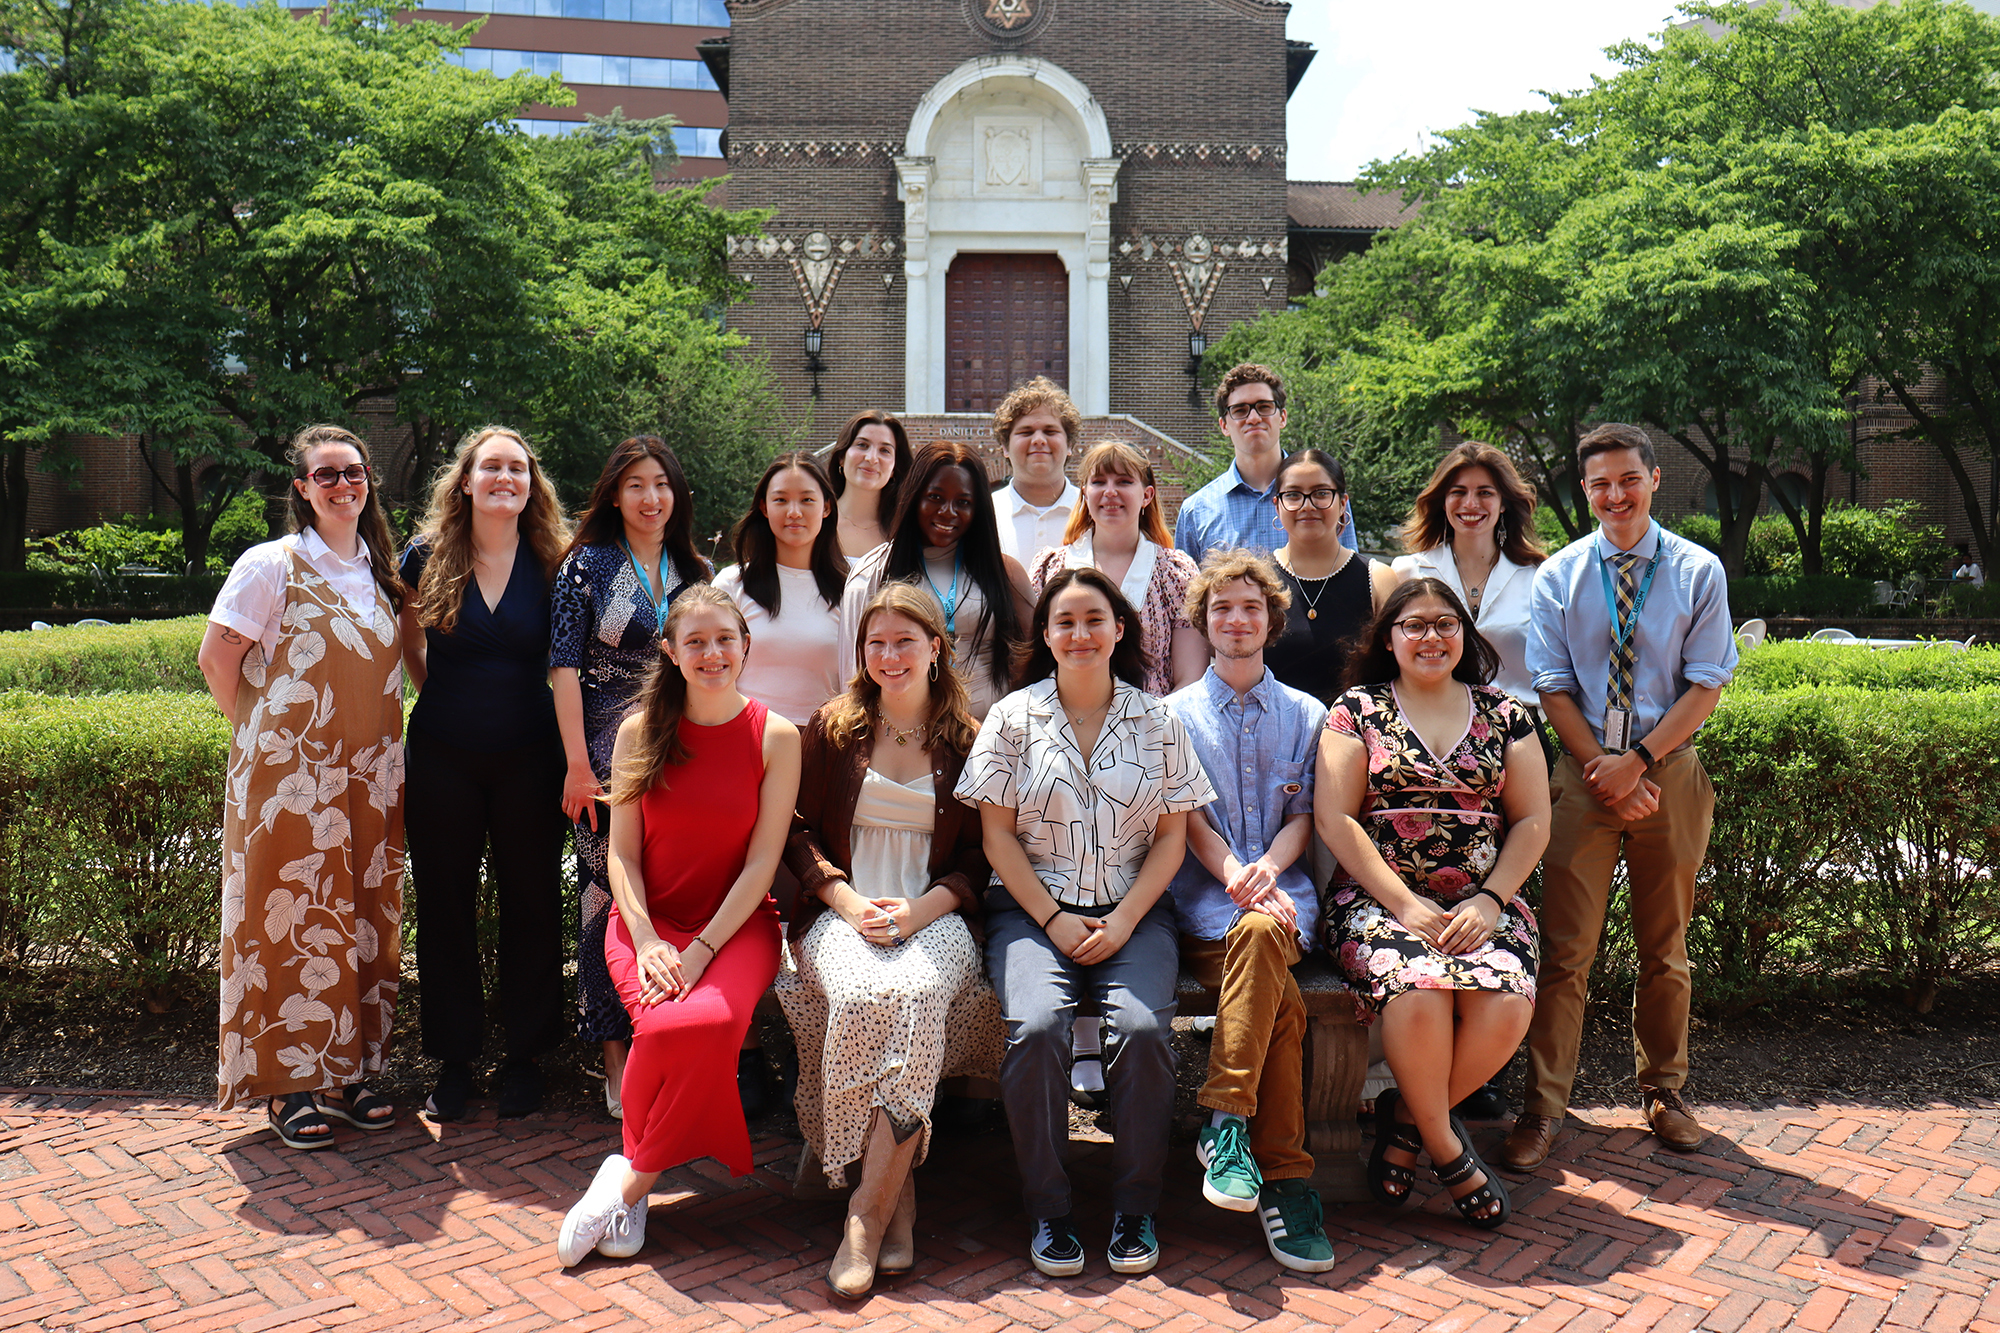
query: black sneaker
[
  {"left": 496, "top": 1059, "right": 544, "bottom": 1119},
  {"left": 1107, "top": 1211, "right": 1159, "bottom": 1274},
  {"left": 1454, "top": 1079, "right": 1508, "bottom": 1121},
  {"left": 1029, "top": 1213, "right": 1085, "bottom": 1277},
  {"left": 423, "top": 1060, "right": 474, "bottom": 1123},
  {"left": 737, "top": 1048, "right": 772, "bottom": 1120}
]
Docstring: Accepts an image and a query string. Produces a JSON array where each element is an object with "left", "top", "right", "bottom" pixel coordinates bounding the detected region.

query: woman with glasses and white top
[
  {"left": 199, "top": 425, "right": 408, "bottom": 1149},
  {"left": 1315, "top": 578, "right": 1549, "bottom": 1231},
  {"left": 1027, "top": 441, "right": 1207, "bottom": 697},
  {"left": 1262, "top": 449, "right": 1398, "bottom": 705},
  {"left": 1391, "top": 442, "right": 1547, "bottom": 709}
]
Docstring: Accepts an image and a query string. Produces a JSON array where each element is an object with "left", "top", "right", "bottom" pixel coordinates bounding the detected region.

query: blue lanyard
[
  {"left": 620, "top": 538, "right": 670, "bottom": 625},
  {"left": 923, "top": 548, "right": 963, "bottom": 635},
  {"left": 1595, "top": 523, "right": 1662, "bottom": 658}
]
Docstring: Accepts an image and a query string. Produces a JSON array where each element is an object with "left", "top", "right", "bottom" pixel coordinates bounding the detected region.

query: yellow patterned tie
[{"left": 1607, "top": 552, "right": 1640, "bottom": 714}]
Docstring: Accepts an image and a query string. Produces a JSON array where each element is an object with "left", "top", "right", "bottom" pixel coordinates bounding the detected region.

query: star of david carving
[{"left": 984, "top": 0, "right": 1033, "bottom": 30}]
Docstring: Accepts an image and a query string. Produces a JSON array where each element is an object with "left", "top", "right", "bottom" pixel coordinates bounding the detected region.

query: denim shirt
[
  {"left": 1173, "top": 459, "right": 1359, "bottom": 563},
  {"left": 1165, "top": 666, "right": 1327, "bottom": 943}
]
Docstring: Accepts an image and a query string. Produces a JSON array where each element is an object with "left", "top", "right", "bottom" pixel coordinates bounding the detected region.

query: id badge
[{"left": 1603, "top": 707, "right": 1632, "bottom": 752}]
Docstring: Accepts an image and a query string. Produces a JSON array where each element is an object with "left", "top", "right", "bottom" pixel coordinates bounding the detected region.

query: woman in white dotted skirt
[{"left": 777, "top": 582, "right": 1002, "bottom": 1299}]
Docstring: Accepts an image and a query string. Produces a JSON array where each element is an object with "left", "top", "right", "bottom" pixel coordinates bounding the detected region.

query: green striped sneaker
[
  {"left": 1196, "top": 1115, "right": 1262, "bottom": 1212},
  {"left": 1258, "top": 1179, "right": 1337, "bottom": 1273}
]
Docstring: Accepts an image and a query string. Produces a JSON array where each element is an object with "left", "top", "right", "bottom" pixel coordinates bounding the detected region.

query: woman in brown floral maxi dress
[{"left": 199, "top": 425, "right": 409, "bottom": 1149}]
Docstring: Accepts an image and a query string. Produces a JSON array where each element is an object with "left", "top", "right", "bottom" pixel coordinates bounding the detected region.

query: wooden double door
[{"left": 944, "top": 253, "right": 1069, "bottom": 413}]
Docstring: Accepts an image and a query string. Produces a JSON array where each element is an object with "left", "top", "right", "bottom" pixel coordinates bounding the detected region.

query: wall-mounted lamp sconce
[
  {"left": 804, "top": 325, "right": 825, "bottom": 399},
  {"left": 1186, "top": 327, "right": 1207, "bottom": 404}
]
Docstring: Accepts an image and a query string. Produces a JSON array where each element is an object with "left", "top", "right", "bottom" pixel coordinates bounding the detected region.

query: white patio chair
[
  {"left": 1735, "top": 618, "right": 1766, "bottom": 651},
  {"left": 1808, "top": 627, "right": 1857, "bottom": 642}
]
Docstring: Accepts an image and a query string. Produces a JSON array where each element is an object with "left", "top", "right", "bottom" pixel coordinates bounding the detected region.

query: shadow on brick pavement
[{"left": 2, "top": 1086, "right": 1998, "bottom": 1332}]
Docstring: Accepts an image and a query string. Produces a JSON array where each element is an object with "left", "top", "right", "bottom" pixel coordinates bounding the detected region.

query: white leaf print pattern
[
  {"left": 278, "top": 994, "right": 334, "bottom": 1031},
  {"left": 298, "top": 955, "right": 342, "bottom": 994},
  {"left": 329, "top": 612, "right": 369, "bottom": 658},
  {"left": 277, "top": 1044, "right": 320, "bottom": 1080},
  {"left": 263, "top": 890, "right": 300, "bottom": 943},
  {"left": 287, "top": 631, "right": 327, "bottom": 673},
  {"left": 309, "top": 806, "right": 351, "bottom": 850},
  {"left": 260, "top": 770, "right": 318, "bottom": 826},
  {"left": 279, "top": 853, "right": 325, "bottom": 886}
]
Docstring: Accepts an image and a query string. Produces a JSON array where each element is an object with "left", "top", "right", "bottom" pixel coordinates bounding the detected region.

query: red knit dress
[{"left": 605, "top": 697, "right": 782, "bottom": 1174}]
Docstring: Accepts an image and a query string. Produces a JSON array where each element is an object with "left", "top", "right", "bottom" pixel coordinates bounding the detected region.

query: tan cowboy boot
[
  {"left": 826, "top": 1111, "right": 920, "bottom": 1298},
  {"left": 876, "top": 1172, "right": 917, "bottom": 1275}
]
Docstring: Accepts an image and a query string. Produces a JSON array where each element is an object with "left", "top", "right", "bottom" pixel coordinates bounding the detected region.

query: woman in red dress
[{"left": 556, "top": 585, "right": 801, "bottom": 1266}]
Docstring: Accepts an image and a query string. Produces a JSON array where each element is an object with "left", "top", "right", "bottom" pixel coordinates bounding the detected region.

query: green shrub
[
  {"left": 1676, "top": 500, "right": 1951, "bottom": 583},
  {"left": 1728, "top": 574, "right": 1877, "bottom": 618},
  {"left": 1936, "top": 581, "right": 2000, "bottom": 618},
  {"left": 0, "top": 691, "right": 230, "bottom": 1007},
  {"left": 0, "top": 571, "right": 225, "bottom": 615},
  {"left": 1733, "top": 641, "right": 2000, "bottom": 692},
  {"left": 0, "top": 616, "right": 210, "bottom": 694}
]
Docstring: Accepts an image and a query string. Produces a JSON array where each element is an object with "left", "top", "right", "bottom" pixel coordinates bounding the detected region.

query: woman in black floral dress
[
  {"left": 552, "top": 436, "right": 707, "bottom": 1114},
  {"left": 1316, "top": 578, "right": 1549, "bottom": 1228}
]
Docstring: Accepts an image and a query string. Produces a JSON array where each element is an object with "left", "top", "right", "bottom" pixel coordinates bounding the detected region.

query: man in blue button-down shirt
[
  {"left": 1165, "top": 551, "right": 1336, "bottom": 1273},
  {"left": 1174, "top": 364, "right": 1359, "bottom": 561},
  {"left": 1505, "top": 423, "right": 1737, "bottom": 1173}
]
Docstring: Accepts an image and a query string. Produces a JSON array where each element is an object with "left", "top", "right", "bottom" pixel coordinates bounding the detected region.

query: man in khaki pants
[{"left": 1504, "top": 423, "right": 1737, "bottom": 1170}]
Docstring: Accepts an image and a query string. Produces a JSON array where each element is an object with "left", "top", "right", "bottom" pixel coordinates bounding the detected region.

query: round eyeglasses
[
  {"left": 1277, "top": 487, "right": 1341, "bottom": 512},
  {"left": 1394, "top": 616, "right": 1462, "bottom": 641},
  {"left": 304, "top": 465, "right": 371, "bottom": 488}
]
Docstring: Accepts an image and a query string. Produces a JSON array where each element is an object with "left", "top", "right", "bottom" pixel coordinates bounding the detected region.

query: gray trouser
[{"left": 984, "top": 891, "right": 1180, "bottom": 1220}]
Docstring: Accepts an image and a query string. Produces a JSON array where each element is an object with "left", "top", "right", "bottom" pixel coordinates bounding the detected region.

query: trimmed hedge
[
  {"left": 1729, "top": 574, "right": 1878, "bottom": 619},
  {"left": 0, "top": 616, "right": 210, "bottom": 694},
  {"left": 1732, "top": 641, "right": 2000, "bottom": 693},
  {"left": 0, "top": 691, "right": 229, "bottom": 1007}
]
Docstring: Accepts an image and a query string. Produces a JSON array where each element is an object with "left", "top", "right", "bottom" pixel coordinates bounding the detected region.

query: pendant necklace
[
  {"left": 1283, "top": 549, "right": 1348, "bottom": 620},
  {"left": 877, "top": 713, "right": 927, "bottom": 747}
]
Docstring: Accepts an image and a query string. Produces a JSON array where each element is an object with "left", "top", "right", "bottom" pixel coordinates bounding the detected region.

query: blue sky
[{"left": 1284, "top": 0, "right": 2000, "bottom": 182}]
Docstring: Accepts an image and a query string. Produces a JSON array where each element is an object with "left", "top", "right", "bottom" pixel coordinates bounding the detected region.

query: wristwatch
[{"left": 1632, "top": 740, "right": 1657, "bottom": 768}]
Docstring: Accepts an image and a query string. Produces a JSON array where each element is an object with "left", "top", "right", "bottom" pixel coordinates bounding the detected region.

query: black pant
[{"left": 405, "top": 729, "right": 567, "bottom": 1066}]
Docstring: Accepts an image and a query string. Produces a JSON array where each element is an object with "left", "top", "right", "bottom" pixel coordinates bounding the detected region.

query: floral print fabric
[
  {"left": 1321, "top": 682, "right": 1540, "bottom": 1019},
  {"left": 218, "top": 548, "right": 406, "bottom": 1108}
]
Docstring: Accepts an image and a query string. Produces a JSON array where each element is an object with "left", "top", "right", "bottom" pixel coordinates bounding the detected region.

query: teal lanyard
[
  {"left": 1595, "top": 523, "right": 1662, "bottom": 661},
  {"left": 923, "top": 548, "right": 963, "bottom": 635},
  {"left": 620, "top": 538, "right": 670, "bottom": 626}
]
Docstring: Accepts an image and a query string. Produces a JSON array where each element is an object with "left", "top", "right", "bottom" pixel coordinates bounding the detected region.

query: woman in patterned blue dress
[
  {"left": 552, "top": 436, "right": 708, "bottom": 1113},
  {"left": 1316, "top": 578, "right": 1549, "bottom": 1229}
]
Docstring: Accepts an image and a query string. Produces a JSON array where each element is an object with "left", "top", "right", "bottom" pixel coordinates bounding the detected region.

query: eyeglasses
[
  {"left": 1277, "top": 487, "right": 1341, "bottom": 512},
  {"left": 1394, "top": 616, "right": 1462, "bottom": 641},
  {"left": 304, "top": 465, "right": 371, "bottom": 488},
  {"left": 1223, "top": 400, "right": 1281, "bottom": 423}
]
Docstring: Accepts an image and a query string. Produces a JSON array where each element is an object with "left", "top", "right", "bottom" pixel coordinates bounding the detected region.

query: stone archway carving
[{"left": 896, "top": 56, "right": 1120, "bottom": 414}]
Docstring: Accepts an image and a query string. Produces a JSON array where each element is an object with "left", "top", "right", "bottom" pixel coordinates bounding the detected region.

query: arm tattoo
[{"left": 219, "top": 628, "right": 246, "bottom": 645}]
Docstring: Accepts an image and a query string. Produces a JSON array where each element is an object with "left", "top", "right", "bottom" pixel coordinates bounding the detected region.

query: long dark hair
[
  {"left": 730, "top": 452, "right": 847, "bottom": 615},
  {"left": 885, "top": 441, "right": 1021, "bottom": 693},
  {"left": 1274, "top": 447, "right": 1348, "bottom": 506},
  {"left": 828, "top": 410, "right": 912, "bottom": 531},
  {"left": 1341, "top": 577, "right": 1500, "bottom": 692},
  {"left": 1013, "top": 566, "right": 1149, "bottom": 690},
  {"left": 565, "top": 435, "right": 707, "bottom": 581},
  {"left": 284, "top": 424, "right": 404, "bottom": 613},
  {"left": 1399, "top": 441, "right": 1546, "bottom": 566},
  {"left": 609, "top": 585, "right": 749, "bottom": 799}
]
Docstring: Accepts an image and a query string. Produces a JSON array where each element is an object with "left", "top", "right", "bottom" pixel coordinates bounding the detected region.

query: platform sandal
[
  {"left": 1367, "top": 1087, "right": 1424, "bottom": 1208},
  {"left": 268, "top": 1092, "right": 335, "bottom": 1150},
  {"left": 316, "top": 1083, "right": 396, "bottom": 1132},
  {"left": 1435, "top": 1120, "right": 1511, "bottom": 1230}
]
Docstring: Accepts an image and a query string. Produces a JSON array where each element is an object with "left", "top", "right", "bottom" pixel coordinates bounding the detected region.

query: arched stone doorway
[{"left": 897, "top": 55, "right": 1119, "bottom": 414}]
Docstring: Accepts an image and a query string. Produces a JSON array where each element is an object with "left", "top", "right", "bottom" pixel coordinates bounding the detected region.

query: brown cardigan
[{"left": 783, "top": 708, "right": 990, "bottom": 943}]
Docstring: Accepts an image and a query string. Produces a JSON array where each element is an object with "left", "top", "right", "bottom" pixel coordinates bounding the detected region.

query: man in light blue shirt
[
  {"left": 1174, "top": 364, "right": 1359, "bottom": 561},
  {"left": 1165, "top": 551, "right": 1335, "bottom": 1273},
  {"left": 1504, "top": 423, "right": 1737, "bottom": 1172}
]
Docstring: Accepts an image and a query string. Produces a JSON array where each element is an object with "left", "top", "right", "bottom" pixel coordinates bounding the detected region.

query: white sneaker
[
  {"left": 597, "top": 1192, "right": 648, "bottom": 1258},
  {"left": 557, "top": 1154, "right": 631, "bottom": 1267},
  {"left": 605, "top": 1078, "right": 623, "bottom": 1120}
]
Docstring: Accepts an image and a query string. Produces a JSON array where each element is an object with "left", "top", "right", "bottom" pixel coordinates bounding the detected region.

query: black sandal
[
  {"left": 1367, "top": 1087, "right": 1424, "bottom": 1208},
  {"left": 1436, "top": 1119, "right": 1511, "bottom": 1229},
  {"left": 268, "top": 1092, "right": 336, "bottom": 1150},
  {"left": 316, "top": 1084, "right": 396, "bottom": 1132}
]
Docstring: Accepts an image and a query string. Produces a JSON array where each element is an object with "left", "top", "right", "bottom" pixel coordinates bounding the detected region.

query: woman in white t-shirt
[{"left": 714, "top": 453, "right": 849, "bottom": 727}]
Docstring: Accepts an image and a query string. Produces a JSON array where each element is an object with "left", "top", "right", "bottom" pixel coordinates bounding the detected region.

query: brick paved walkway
[{"left": 4, "top": 1087, "right": 1998, "bottom": 1332}]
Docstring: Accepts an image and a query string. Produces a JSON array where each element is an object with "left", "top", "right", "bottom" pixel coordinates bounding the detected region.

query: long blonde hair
[
  {"left": 820, "top": 583, "right": 978, "bottom": 758},
  {"left": 609, "top": 586, "right": 750, "bottom": 802},
  {"left": 1060, "top": 441, "right": 1174, "bottom": 547},
  {"left": 415, "top": 426, "right": 572, "bottom": 634}
]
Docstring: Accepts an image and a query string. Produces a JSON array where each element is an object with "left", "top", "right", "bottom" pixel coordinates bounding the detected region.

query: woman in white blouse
[
  {"left": 956, "top": 567, "right": 1216, "bottom": 1280},
  {"left": 715, "top": 452, "right": 849, "bottom": 727},
  {"left": 1027, "top": 441, "right": 1207, "bottom": 696},
  {"left": 1392, "top": 442, "right": 1547, "bottom": 708}
]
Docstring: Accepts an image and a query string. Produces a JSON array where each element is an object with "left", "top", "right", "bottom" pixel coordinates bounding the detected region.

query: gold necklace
[
  {"left": 1281, "top": 548, "right": 1351, "bottom": 620},
  {"left": 877, "top": 713, "right": 927, "bottom": 747}
]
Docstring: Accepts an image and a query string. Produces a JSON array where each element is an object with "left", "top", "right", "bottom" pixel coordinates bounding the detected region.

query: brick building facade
[{"left": 710, "top": 0, "right": 1302, "bottom": 451}]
